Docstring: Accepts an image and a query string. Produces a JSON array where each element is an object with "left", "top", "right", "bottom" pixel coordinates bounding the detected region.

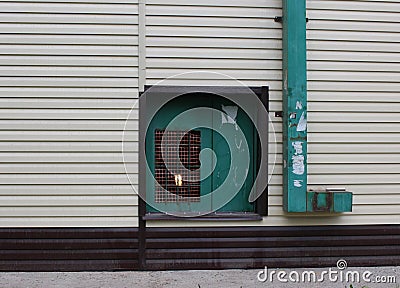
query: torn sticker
[
  {"left": 292, "top": 155, "right": 305, "bottom": 175},
  {"left": 294, "top": 180, "right": 303, "bottom": 188},
  {"left": 221, "top": 105, "right": 238, "bottom": 125},
  {"left": 296, "top": 111, "right": 307, "bottom": 132},
  {"left": 292, "top": 141, "right": 303, "bottom": 155}
]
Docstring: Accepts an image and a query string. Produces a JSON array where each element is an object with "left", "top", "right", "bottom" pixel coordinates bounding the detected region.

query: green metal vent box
[{"left": 307, "top": 191, "right": 353, "bottom": 213}]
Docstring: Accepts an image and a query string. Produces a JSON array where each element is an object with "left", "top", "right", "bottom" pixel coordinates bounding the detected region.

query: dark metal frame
[
  {"left": 139, "top": 85, "right": 269, "bottom": 221},
  {"left": 138, "top": 85, "right": 270, "bottom": 269}
]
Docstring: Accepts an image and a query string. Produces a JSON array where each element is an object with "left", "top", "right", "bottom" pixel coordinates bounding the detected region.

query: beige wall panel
[
  {"left": 0, "top": 0, "right": 140, "bottom": 227},
  {"left": 145, "top": 0, "right": 400, "bottom": 227}
]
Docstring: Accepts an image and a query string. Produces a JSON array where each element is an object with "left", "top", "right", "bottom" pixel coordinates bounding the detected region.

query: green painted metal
[
  {"left": 307, "top": 192, "right": 353, "bottom": 213},
  {"left": 146, "top": 93, "right": 256, "bottom": 213},
  {"left": 212, "top": 97, "right": 255, "bottom": 212},
  {"left": 145, "top": 94, "right": 213, "bottom": 213},
  {"left": 333, "top": 192, "right": 353, "bottom": 212},
  {"left": 307, "top": 192, "right": 331, "bottom": 212},
  {"left": 282, "top": 0, "right": 308, "bottom": 212}
]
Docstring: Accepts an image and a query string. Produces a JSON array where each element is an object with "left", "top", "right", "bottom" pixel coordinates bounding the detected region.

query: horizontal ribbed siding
[
  {"left": 304, "top": 0, "right": 400, "bottom": 223},
  {"left": 1, "top": 0, "right": 399, "bottom": 228},
  {"left": 145, "top": 0, "right": 400, "bottom": 227},
  {"left": 0, "top": 1, "right": 139, "bottom": 227},
  {"left": 264, "top": 0, "right": 400, "bottom": 225},
  {"left": 146, "top": 0, "right": 282, "bottom": 88}
]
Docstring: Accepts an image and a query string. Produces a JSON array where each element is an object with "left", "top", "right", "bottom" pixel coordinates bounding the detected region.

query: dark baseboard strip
[{"left": 0, "top": 225, "right": 398, "bottom": 271}]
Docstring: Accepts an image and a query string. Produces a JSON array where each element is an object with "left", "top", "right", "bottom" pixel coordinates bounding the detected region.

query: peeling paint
[
  {"left": 296, "top": 111, "right": 307, "bottom": 132},
  {"left": 292, "top": 141, "right": 303, "bottom": 155},
  {"left": 292, "top": 155, "right": 305, "bottom": 175},
  {"left": 296, "top": 101, "right": 303, "bottom": 110},
  {"left": 294, "top": 180, "right": 303, "bottom": 188}
]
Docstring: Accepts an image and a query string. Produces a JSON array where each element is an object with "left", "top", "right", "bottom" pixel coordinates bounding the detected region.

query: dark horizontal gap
[
  {"left": 0, "top": 33, "right": 137, "bottom": 37},
  {"left": 0, "top": 228, "right": 138, "bottom": 239},
  {"left": 0, "top": 66, "right": 137, "bottom": 68},
  {"left": 0, "top": 76, "right": 136, "bottom": 78},
  {"left": 145, "top": 235, "right": 400, "bottom": 249},
  {"left": 146, "top": 24, "right": 276, "bottom": 30},
  {"left": 0, "top": 173, "right": 133, "bottom": 174},
  {"left": 0, "top": 129, "right": 130, "bottom": 131},
  {"left": 0, "top": 248, "right": 137, "bottom": 260},
  {"left": 0, "top": 54, "right": 135, "bottom": 58},
  {"left": 146, "top": 245, "right": 400, "bottom": 260},
  {"left": 0, "top": 22, "right": 138, "bottom": 26},
  {"left": 0, "top": 86, "right": 139, "bottom": 88},
  {"left": 0, "top": 43, "right": 137, "bottom": 46},
  {"left": 0, "top": 239, "right": 138, "bottom": 250},
  {"left": 145, "top": 225, "right": 400, "bottom": 238},
  {"left": 0, "top": 12, "right": 138, "bottom": 16},
  {"left": 0, "top": 181, "right": 131, "bottom": 183},
  {"left": 0, "top": 259, "right": 138, "bottom": 272}
]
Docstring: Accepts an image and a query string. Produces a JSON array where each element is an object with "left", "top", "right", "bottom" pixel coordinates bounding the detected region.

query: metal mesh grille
[{"left": 154, "top": 129, "right": 201, "bottom": 203}]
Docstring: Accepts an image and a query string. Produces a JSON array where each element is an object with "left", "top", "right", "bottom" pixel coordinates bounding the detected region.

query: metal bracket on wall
[
  {"left": 274, "top": 16, "right": 309, "bottom": 23},
  {"left": 307, "top": 189, "right": 353, "bottom": 213}
]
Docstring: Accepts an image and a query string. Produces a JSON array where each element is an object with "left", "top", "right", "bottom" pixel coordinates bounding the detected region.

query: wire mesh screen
[{"left": 154, "top": 129, "right": 201, "bottom": 203}]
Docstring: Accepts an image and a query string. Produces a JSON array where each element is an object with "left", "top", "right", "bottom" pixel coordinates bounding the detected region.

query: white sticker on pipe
[
  {"left": 297, "top": 111, "right": 307, "bottom": 132},
  {"left": 292, "top": 155, "right": 305, "bottom": 175},
  {"left": 292, "top": 141, "right": 303, "bottom": 155},
  {"left": 294, "top": 180, "right": 303, "bottom": 187}
]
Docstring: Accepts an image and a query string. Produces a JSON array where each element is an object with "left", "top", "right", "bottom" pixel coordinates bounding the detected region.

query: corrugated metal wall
[
  {"left": 0, "top": 0, "right": 140, "bottom": 227},
  {"left": 1, "top": 0, "right": 399, "bottom": 227},
  {"left": 304, "top": 0, "right": 400, "bottom": 225},
  {"left": 146, "top": 0, "right": 281, "bottom": 87},
  {"left": 145, "top": 0, "right": 400, "bottom": 227}
]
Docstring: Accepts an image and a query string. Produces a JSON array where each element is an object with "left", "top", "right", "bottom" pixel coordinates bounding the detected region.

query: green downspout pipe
[{"left": 282, "top": 0, "right": 308, "bottom": 212}]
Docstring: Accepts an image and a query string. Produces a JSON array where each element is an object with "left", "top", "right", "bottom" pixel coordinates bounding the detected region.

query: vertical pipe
[{"left": 282, "top": 0, "right": 308, "bottom": 212}]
